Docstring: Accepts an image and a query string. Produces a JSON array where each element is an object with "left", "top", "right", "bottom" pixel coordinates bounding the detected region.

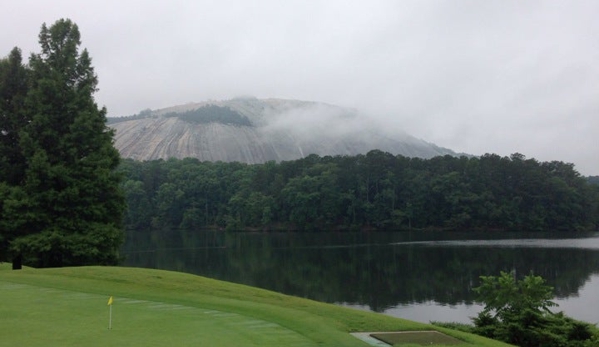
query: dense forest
[
  {"left": 106, "top": 105, "right": 253, "bottom": 126},
  {"left": 164, "top": 105, "right": 252, "bottom": 126},
  {"left": 106, "top": 108, "right": 154, "bottom": 125},
  {"left": 119, "top": 151, "right": 599, "bottom": 232}
]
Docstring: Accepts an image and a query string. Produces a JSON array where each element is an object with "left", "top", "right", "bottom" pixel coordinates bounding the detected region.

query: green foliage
[
  {"left": 0, "top": 47, "right": 29, "bottom": 186},
  {"left": 472, "top": 272, "right": 599, "bottom": 347},
  {"left": 163, "top": 105, "right": 252, "bottom": 126},
  {"left": 105, "top": 108, "right": 154, "bottom": 124},
  {"left": 475, "top": 271, "right": 557, "bottom": 318},
  {"left": 0, "top": 19, "right": 125, "bottom": 267},
  {"left": 0, "top": 48, "right": 31, "bottom": 265},
  {"left": 117, "top": 151, "right": 599, "bottom": 232},
  {"left": 108, "top": 105, "right": 251, "bottom": 126}
]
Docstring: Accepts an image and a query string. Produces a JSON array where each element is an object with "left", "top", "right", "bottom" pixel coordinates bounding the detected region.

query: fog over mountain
[
  {"left": 108, "top": 98, "right": 458, "bottom": 163},
  {"left": 5, "top": 1, "right": 598, "bottom": 174}
]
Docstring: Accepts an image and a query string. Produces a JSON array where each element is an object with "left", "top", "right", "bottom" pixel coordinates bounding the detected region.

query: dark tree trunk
[{"left": 12, "top": 254, "right": 22, "bottom": 270}]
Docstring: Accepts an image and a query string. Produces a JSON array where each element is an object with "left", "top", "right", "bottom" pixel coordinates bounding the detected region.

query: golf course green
[{"left": 0, "top": 263, "right": 511, "bottom": 346}]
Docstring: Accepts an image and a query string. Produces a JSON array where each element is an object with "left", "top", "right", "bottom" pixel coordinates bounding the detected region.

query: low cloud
[{"left": 2, "top": 1, "right": 598, "bottom": 174}]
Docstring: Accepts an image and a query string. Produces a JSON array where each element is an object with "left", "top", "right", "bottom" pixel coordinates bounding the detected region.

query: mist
[{"left": 2, "top": 1, "right": 598, "bottom": 174}]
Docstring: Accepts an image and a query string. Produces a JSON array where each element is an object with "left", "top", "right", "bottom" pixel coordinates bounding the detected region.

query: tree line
[
  {"left": 119, "top": 151, "right": 599, "bottom": 232},
  {"left": 164, "top": 105, "right": 252, "bottom": 126}
]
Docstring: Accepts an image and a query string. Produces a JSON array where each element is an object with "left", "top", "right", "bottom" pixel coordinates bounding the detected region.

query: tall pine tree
[
  {"left": 0, "top": 47, "right": 30, "bottom": 268},
  {"left": 1, "top": 19, "right": 125, "bottom": 268},
  {"left": 0, "top": 47, "right": 29, "bottom": 184}
]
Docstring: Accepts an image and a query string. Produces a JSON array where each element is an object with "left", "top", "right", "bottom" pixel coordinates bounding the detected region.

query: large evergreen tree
[
  {"left": 0, "top": 47, "right": 30, "bottom": 267},
  {"left": 0, "top": 19, "right": 125, "bottom": 268},
  {"left": 0, "top": 47, "right": 29, "bottom": 184}
]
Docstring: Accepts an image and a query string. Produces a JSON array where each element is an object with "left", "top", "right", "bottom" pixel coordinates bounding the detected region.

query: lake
[{"left": 121, "top": 230, "right": 599, "bottom": 324}]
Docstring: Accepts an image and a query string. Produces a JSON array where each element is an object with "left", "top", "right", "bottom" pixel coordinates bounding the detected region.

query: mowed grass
[
  {"left": 372, "top": 331, "right": 463, "bottom": 346},
  {"left": 0, "top": 263, "right": 512, "bottom": 347}
]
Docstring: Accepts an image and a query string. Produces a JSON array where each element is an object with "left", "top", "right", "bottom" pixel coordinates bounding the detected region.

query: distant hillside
[{"left": 108, "top": 98, "right": 459, "bottom": 163}]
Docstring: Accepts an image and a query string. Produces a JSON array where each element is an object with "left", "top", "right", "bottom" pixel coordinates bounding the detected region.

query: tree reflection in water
[{"left": 122, "top": 230, "right": 599, "bottom": 321}]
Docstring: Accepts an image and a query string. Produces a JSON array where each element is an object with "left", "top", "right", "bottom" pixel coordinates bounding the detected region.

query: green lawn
[
  {"left": 0, "top": 263, "right": 512, "bottom": 347},
  {"left": 372, "top": 331, "right": 463, "bottom": 346}
]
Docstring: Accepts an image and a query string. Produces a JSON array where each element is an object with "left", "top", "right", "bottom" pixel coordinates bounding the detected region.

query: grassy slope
[{"left": 0, "top": 264, "right": 512, "bottom": 347}]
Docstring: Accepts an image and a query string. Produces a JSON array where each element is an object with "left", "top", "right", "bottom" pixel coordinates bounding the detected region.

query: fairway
[{"left": 0, "top": 264, "right": 512, "bottom": 347}]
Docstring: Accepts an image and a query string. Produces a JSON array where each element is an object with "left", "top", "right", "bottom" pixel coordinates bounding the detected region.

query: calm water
[{"left": 121, "top": 230, "right": 599, "bottom": 324}]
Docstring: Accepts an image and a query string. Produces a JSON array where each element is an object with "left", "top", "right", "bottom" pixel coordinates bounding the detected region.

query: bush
[{"left": 471, "top": 271, "right": 599, "bottom": 347}]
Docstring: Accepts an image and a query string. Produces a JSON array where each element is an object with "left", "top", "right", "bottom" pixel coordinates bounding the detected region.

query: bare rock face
[{"left": 108, "top": 98, "right": 457, "bottom": 163}]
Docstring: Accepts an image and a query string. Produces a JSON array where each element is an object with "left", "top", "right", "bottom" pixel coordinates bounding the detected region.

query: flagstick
[{"left": 109, "top": 304, "right": 112, "bottom": 330}]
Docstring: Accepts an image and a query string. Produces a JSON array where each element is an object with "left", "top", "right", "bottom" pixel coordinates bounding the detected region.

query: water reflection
[
  {"left": 401, "top": 237, "right": 599, "bottom": 249},
  {"left": 122, "top": 230, "right": 599, "bottom": 323},
  {"left": 374, "top": 274, "right": 599, "bottom": 324}
]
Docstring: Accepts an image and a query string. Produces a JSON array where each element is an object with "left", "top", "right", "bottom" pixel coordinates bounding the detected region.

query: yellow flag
[{"left": 107, "top": 296, "right": 113, "bottom": 306}]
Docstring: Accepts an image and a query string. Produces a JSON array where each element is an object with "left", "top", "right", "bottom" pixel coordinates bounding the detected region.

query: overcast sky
[{"left": 2, "top": 1, "right": 598, "bottom": 175}]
